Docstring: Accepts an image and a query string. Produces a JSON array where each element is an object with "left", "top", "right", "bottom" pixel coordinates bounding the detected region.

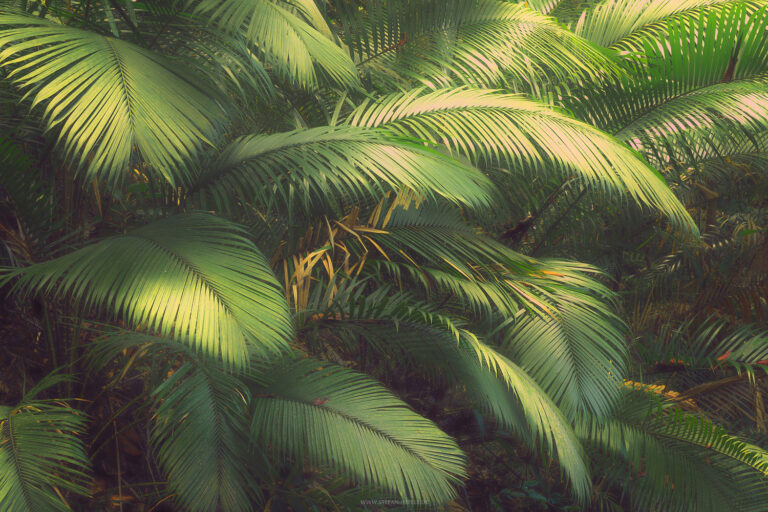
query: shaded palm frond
[
  {"left": 0, "top": 399, "right": 90, "bottom": 512},
  {"left": 249, "top": 358, "right": 467, "bottom": 506},
  {"left": 579, "top": 389, "right": 768, "bottom": 512},
  {"left": 152, "top": 361, "right": 258, "bottom": 512}
]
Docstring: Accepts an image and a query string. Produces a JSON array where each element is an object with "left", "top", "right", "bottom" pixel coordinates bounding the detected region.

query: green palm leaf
[
  {"left": 337, "top": 0, "right": 619, "bottom": 90},
  {"left": 569, "top": 0, "right": 733, "bottom": 47},
  {"left": 190, "top": 126, "right": 495, "bottom": 214},
  {"left": 249, "top": 358, "right": 467, "bottom": 505},
  {"left": 189, "top": 0, "right": 360, "bottom": 90},
  {"left": 504, "top": 293, "right": 627, "bottom": 420},
  {"left": 0, "top": 12, "right": 226, "bottom": 188},
  {"left": 1, "top": 214, "right": 292, "bottom": 367},
  {"left": 347, "top": 87, "right": 697, "bottom": 233},
  {"left": 579, "top": 389, "right": 768, "bottom": 512},
  {"left": 561, "top": 4, "right": 768, "bottom": 170},
  {"left": 152, "top": 361, "right": 257, "bottom": 512},
  {"left": 302, "top": 284, "right": 592, "bottom": 502},
  {"left": 0, "top": 400, "right": 90, "bottom": 512}
]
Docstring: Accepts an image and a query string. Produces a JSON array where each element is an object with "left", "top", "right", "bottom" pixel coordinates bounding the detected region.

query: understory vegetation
[{"left": 1, "top": 0, "right": 768, "bottom": 510}]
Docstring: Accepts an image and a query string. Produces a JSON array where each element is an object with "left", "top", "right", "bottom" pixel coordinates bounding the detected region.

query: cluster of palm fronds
[{"left": 0, "top": 0, "right": 767, "bottom": 511}]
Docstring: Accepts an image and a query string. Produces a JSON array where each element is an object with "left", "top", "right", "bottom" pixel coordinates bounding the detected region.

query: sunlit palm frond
[
  {"left": 189, "top": 126, "right": 495, "bottom": 215},
  {"left": 570, "top": 0, "right": 734, "bottom": 47},
  {"left": 561, "top": 4, "right": 768, "bottom": 172},
  {"left": 613, "top": 0, "right": 768, "bottom": 53},
  {"left": 347, "top": 87, "right": 697, "bottom": 233},
  {"left": 503, "top": 297, "right": 627, "bottom": 420},
  {"left": 1, "top": 214, "right": 292, "bottom": 367},
  {"left": 0, "top": 12, "right": 227, "bottom": 188},
  {"left": 336, "top": 0, "right": 618, "bottom": 90},
  {"left": 189, "top": 0, "right": 359, "bottom": 90},
  {"left": 248, "top": 358, "right": 467, "bottom": 506},
  {"left": 525, "top": 0, "right": 564, "bottom": 15}
]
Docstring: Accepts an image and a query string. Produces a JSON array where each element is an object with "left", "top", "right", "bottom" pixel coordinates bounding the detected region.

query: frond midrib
[{"left": 253, "top": 392, "right": 453, "bottom": 477}]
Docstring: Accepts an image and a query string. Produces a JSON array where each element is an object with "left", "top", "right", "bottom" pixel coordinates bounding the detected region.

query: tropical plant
[{"left": 0, "top": 0, "right": 767, "bottom": 511}]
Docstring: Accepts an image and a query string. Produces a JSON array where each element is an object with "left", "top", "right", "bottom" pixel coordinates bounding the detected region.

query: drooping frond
[
  {"left": 0, "top": 401, "right": 90, "bottom": 512},
  {"left": 0, "top": 12, "right": 226, "bottom": 188},
  {"left": 248, "top": 358, "right": 467, "bottom": 505},
  {"left": 1, "top": 214, "right": 293, "bottom": 367},
  {"left": 301, "top": 284, "right": 592, "bottom": 502},
  {"left": 152, "top": 362, "right": 258, "bottom": 512},
  {"left": 617, "top": 79, "right": 768, "bottom": 166},
  {"left": 561, "top": 3, "right": 768, "bottom": 169},
  {"left": 503, "top": 297, "right": 628, "bottom": 420},
  {"left": 190, "top": 126, "right": 495, "bottom": 215},
  {"left": 347, "top": 87, "right": 697, "bottom": 233},
  {"left": 188, "top": 0, "right": 360, "bottom": 90},
  {"left": 335, "top": 0, "right": 619, "bottom": 90},
  {"left": 569, "top": 0, "right": 733, "bottom": 47},
  {"left": 579, "top": 389, "right": 768, "bottom": 512}
]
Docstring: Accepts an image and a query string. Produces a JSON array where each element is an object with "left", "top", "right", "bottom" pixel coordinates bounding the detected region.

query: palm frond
[
  {"left": 503, "top": 297, "right": 628, "bottom": 420},
  {"left": 570, "top": 0, "right": 733, "bottom": 47},
  {"left": 561, "top": 4, "right": 768, "bottom": 170},
  {"left": 249, "top": 358, "right": 467, "bottom": 505},
  {"left": 1, "top": 214, "right": 293, "bottom": 367},
  {"left": 347, "top": 87, "right": 697, "bottom": 233},
  {"left": 189, "top": 0, "right": 360, "bottom": 90},
  {"left": 0, "top": 400, "right": 90, "bottom": 512},
  {"left": 337, "top": 0, "right": 619, "bottom": 90},
  {"left": 189, "top": 126, "right": 495, "bottom": 215},
  {"left": 302, "top": 284, "right": 592, "bottom": 502},
  {"left": 579, "top": 389, "right": 768, "bottom": 512},
  {"left": 152, "top": 361, "right": 258, "bottom": 512},
  {"left": 0, "top": 12, "right": 230, "bottom": 188}
]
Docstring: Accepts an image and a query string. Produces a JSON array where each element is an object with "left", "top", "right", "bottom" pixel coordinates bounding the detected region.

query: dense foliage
[{"left": 0, "top": 0, "right": 767, "bottom": 510}]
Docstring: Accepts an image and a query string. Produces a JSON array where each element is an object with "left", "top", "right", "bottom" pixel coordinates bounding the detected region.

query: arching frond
[
  {"left": 0, "top": 401, "right": 90, "bottom": 512},
  {"left": 152, "top": 361, "right": 258, "bottom": 512},
  {"left": 562, "top": 4, "right": 768, "bottom": 169},
  {"left": 579, "top": 390, "right": 768, "bottom": 512},
  {"left": 347, "top": 87, "right": 697, "bottom": 233},
  {"left": 337, "top": 0, "right": 618, "bottom": 90},
  {"left": 1, "top": 214, "right": 293, "bottom": 367},
  {"left": 570, "top": 0, "right": 732, "bottom": 47},
  {"left": 0, "top": 12, "right": 226, "bottom": 188},
  {"left": 613, "top": 0, "right": 768, "bottom": 54},
  {"left": 301, "top": 284, "right": 592, "bottom": 502},
  {"left": 249, "top": 358, "right": 467, "bottom": 505},
  {"left": 190, "top": 126, "right": 495, "bottom": 215},
  {"left": 503, "top": 298, "right": 627, "bottom": 420},
  {"left": 189, "top": 0, "right": 360, "bottom": 90},
  {"left": 526, "top": 0, "right": 564, "bottom": 15}
]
